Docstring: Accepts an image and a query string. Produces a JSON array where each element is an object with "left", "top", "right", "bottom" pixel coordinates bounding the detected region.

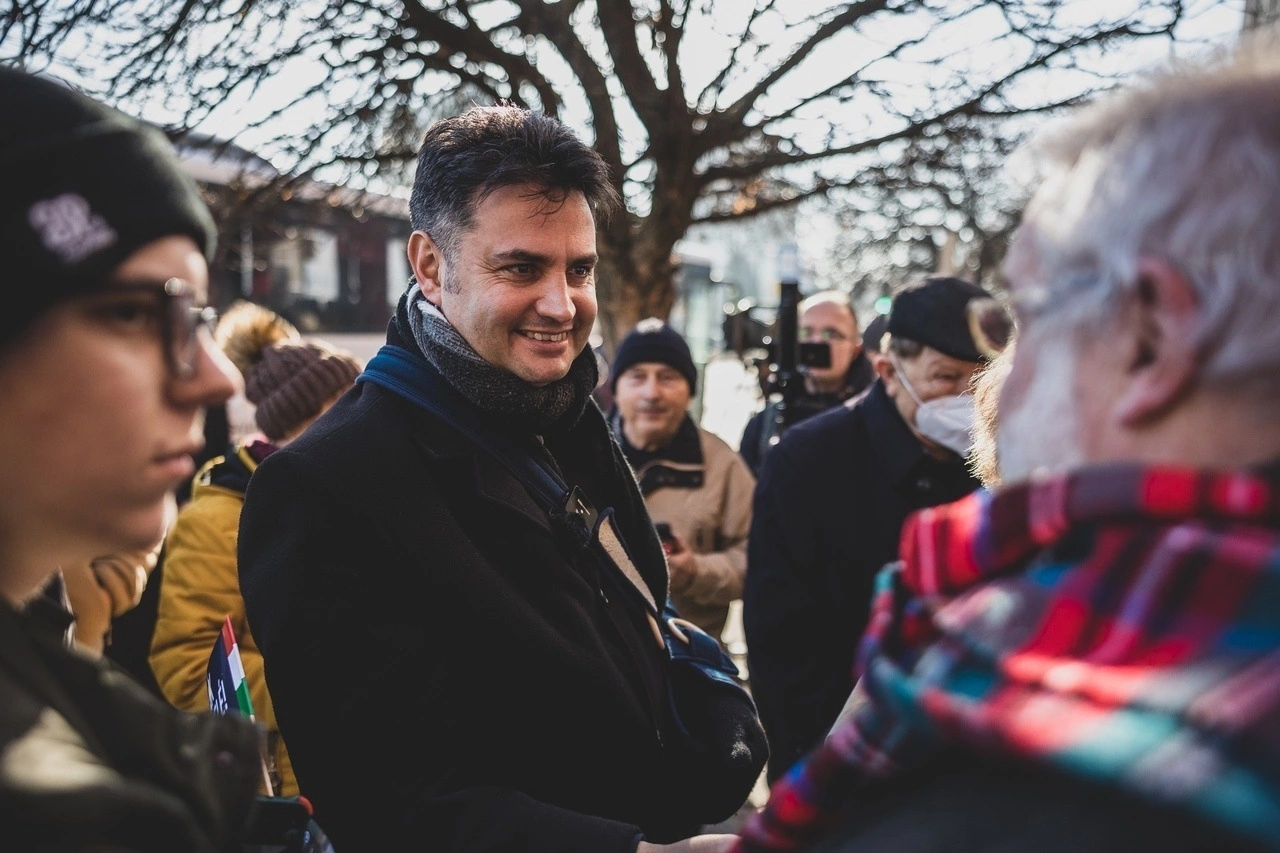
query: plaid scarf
[{"left": 736, "top": 462, "right": 1280, "bottom": 851}]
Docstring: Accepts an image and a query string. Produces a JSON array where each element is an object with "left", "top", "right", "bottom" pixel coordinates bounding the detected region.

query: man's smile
[{"left": 518, "top": 330, "right": 570, "bottom": 343}]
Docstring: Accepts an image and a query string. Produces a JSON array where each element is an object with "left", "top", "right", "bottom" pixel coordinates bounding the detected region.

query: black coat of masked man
[
  {"left": 744, "top": 276, "right": 1004, "bottom": 782},
  {"left": 238, "top": 106, "right": 763, "bottom": 853}
]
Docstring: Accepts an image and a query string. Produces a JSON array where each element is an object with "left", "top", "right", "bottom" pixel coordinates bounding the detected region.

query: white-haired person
[
  {"left": 0, "top": 67, "right": 264, "bottom": 850},
  {"left": 736, "top": 28, "right": 1280, "bottom": 853}
]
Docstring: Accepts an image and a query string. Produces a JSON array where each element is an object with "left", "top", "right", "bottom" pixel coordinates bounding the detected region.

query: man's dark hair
[{"left": 409, "top": 105, "right": 619, "bottom": 258}]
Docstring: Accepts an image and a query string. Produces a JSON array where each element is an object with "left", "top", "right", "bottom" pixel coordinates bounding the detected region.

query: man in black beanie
[
  {"left": 744, "top": 275, "right": 1010, "bottom": 783},
  {"left": 0, "top": 67, "right": 268, "bottom": 850},
  {"left": 608, "top": 319, "right": 756, "bottom": 643}
]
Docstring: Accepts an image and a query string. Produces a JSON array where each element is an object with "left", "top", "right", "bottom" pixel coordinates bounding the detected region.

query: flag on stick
[{"left": 207, "top": 615, "right": 275, "bottom": 795}]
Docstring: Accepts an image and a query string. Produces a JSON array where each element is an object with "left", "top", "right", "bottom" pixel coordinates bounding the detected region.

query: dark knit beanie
[
  {"left": 0, "top": 67, "right": 216, "bottom": 349},
  {"left": 610, "top": 318, "right": 698, "bottom": 394},
  {"left": 887, "top": 276, "right": 997, "bottom": 363},
  {"left": 861, "top": 312, "right": 889, "bottom": 354},
  {"left": 245, "top": 341, "right": 362, "bottom": 441}
]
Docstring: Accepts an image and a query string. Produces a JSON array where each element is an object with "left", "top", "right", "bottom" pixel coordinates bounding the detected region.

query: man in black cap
[
  {"left": 743, "top": 276, "right": 1007, "bottom": 783},
  {"left": 608, "top": 319, "right": 755, "bottom": 643}
]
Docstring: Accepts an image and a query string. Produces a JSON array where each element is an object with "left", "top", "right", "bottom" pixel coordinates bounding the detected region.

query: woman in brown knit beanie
[{"left": 151, "top": 301, "right": 361, "bottom": 797}]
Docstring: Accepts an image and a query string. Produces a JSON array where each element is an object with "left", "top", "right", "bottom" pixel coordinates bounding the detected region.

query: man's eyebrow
[
  {"left": 491, "top": 249, "right": 551, "bottom": 265},
  {"left": 490, "top": 250, "right": 599, "bottom": 267}
]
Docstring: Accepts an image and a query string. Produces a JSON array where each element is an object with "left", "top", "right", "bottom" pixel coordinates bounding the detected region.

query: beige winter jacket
[{"left": 634, "top": 426, "right": 755, "bottom": 639}]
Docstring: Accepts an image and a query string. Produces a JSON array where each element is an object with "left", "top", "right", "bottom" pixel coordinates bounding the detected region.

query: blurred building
[{"left": 178, "top": 136, "right": 412, "bottom": 334}]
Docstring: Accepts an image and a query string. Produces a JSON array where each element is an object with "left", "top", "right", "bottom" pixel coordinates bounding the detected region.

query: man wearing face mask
[{"left": 743, "top": 275, "right": 1002, "bottom": 783}]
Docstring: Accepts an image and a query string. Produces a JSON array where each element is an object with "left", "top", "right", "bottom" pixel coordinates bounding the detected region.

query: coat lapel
[{"left": 396, "top": 394, "right": 552, "bottom": 535}]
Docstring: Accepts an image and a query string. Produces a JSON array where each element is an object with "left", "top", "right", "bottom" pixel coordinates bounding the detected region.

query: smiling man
[{"left": 237, "top": 106, "right": 755, "bottom": 853}]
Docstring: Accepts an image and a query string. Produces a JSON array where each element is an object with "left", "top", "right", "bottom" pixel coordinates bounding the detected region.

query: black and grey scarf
[{"left": 404, "top": 286, "right": 599, "bottom": 434}]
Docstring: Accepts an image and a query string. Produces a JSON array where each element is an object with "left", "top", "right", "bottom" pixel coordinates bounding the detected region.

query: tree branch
[
  {"left": 513, "top": 0, "right": 625, "bottom": 183},
  {"left": 706, "top": 0, "right": 893, "bottom": 141},
  {"left": 399, "top": 0, "right": 562, "bottom": 115},
  {"left": 594, "top": 0, "right": 665, "bottom": 128}
]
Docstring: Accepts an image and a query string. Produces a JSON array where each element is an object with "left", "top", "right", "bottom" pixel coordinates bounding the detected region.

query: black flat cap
[{"left": 887, "top": 276, "right": 996, "bottom": 363}]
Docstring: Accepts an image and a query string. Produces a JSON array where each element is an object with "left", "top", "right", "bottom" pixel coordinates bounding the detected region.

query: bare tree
[
  {"left": 821, "top": 119, "right": 1023, "bottom": 306},
  {"left": 4, "top": 0, "right": 1211, "bottom": 345}
]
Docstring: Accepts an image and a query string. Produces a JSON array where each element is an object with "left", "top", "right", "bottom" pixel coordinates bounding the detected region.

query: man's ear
[
  {"left": 1113, "top": 258, "right": 1201, "bottom": 426},
  {"left": 874, "top": 351, "right": 898, "bottom": 390},
  {"left": 407, "top": 231, "right": 445, "bottom": 306}
]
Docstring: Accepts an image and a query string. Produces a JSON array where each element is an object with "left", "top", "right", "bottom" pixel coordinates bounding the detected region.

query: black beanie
[
  {"left": 887, "top": 276, "right": 996, "bottom": 363},
  {"left": 610, "top": 318, "right": 698, "bottom": 394},
  {"left": 0, "top": 67, "right": 216, "bottom": 349}
]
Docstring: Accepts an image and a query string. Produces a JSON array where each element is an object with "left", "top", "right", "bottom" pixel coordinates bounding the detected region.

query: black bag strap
[{"left": 358, "top": 345, "right": 656, "bottom": 612}]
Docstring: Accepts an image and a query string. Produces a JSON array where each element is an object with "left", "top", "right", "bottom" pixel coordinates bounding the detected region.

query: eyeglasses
[
  {"left": 965, "top": 297, "right": 1015, "bottom": 359},
  {"left": 800, "top": 327, "right": 850, "bottom": 343},
  {"left": 91, "top": 278, "right": 218, "bottom": 378},
  {"left": 160, "top": 278, "right": 218, "bottom": 378}
]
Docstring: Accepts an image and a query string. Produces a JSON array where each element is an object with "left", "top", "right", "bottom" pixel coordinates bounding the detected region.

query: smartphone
[{"left": 654, "top": 522, "right": 676, "bottom": 554}]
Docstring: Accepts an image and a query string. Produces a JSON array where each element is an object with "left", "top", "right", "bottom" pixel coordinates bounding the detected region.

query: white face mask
[{"left": 890, "top": 354, "right": 976, "bottom": 457}]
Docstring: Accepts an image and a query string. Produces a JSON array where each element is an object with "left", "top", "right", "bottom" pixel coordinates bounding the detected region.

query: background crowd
[{"left": 3, "top": 20, "right": 1280, "bottom": 853}]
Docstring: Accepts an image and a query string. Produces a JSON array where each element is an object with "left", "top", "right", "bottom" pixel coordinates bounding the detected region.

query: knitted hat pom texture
[{"left": 215, "top": 301, "right": 361, "bottom": 440}]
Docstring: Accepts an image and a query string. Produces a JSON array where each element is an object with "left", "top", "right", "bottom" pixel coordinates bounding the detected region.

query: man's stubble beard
[{"left": 995, "top": 329, "right": 1084, "bottom": 485}]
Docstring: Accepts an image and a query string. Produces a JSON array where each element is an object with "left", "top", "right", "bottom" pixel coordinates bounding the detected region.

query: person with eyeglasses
[
  {"left": 739, "top": 31, "right": 1280, "bottom": 853},
  {"left": 0, "top": 67, "right": 270, "bottom": 850},
  {"left": 739, "top": 291, "right": 876, "bottom": 476},
  {"left": 743, "top": 276, "right": 1005, "bottom": 785}
]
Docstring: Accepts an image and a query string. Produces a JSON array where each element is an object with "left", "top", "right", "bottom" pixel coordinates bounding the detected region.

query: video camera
[{"left": 720, "top": 247, "right": 833, "bottom": 444}]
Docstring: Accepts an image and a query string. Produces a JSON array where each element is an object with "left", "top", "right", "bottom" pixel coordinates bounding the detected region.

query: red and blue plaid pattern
[{"left": 736, "top": 463, "right": 1280, "bottom": 851}]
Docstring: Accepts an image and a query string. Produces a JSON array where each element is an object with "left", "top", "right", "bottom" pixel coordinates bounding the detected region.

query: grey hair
[
  {"left": 800, "top": 290, "right": 858, "bottom": 327},
  {"left": 1005, "top": 26, "right": 1280, "bottom": 393}
]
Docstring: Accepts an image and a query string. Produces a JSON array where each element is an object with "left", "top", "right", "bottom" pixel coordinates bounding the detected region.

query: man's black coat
[
  {"left": 238, "top": 334, "right": 697, "bottom": 852},
  {"left": 743, "top": 380, "right": 979, "bottom": 782}
]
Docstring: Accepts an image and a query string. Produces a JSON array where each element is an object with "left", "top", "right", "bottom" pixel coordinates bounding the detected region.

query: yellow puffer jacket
[{"left": 150, "top": 444, "right": 297, "bottom": 797}]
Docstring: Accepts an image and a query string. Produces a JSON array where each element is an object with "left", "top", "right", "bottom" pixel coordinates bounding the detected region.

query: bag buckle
[
  {"left": 666, "top": 616, "right": 697, "bottom": 646},
  {"left": 560, "top": 486, "right": 598, "bottom": 545}
]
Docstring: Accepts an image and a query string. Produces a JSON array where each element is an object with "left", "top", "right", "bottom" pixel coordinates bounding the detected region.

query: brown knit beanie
[
  {"left": 213, "top": 301, "right": 361, "bottom": 441},
  {"left": 245, "top": 340, "right": 362, "bottom": 440}
]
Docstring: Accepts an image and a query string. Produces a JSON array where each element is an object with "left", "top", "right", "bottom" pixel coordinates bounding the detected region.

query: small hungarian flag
[
  {"left": 207, "top": 615, "right": 256, "bottom": 718},
  {"left": 207, "top": 615, "right": 275, "bottom": 795}
]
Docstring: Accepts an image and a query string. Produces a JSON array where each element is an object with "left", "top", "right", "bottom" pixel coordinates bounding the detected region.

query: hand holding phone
[{"left": 654, "top": 522, "right": 677, "bottom": 555}]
